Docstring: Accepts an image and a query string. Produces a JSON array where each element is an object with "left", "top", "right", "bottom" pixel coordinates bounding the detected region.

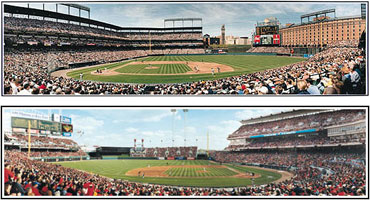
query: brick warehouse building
[{"left": 280, "top": 8, "right": 366, "bottom": 47}]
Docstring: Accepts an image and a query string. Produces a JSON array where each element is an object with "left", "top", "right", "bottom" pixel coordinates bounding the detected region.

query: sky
[
  {"left": 2, "top": 108, "right": 289, "bottom": 150},
  {"left": 7, "top": 2, "right": 363, "bottom": 37}
]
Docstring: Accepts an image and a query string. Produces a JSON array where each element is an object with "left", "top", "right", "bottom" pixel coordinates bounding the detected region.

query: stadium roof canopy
[
  {"left": 60, "top": 3, "right": 90, "bottom": 12},
  {"left": 4, "top": 4, "right": 121, "bottom": 30},
  {"left": 301, "top": 9, "right": 336, "bottom": 19},
  {"left": 280, "top": 15, "right": 362, "bottom": 29},
  {"left": 164, "top": 18, "right": 202, "bottom": 22},
  {"left": 4, "top": 4, "right": 203, "bottom": 32},
  {"left": 240, "top": 109, "right": 333, "bottom": 125}
]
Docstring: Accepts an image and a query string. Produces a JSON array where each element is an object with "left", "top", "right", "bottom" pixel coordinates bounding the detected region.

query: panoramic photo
[
  {"left": 2, "top": 2, "right": 367, "bottom": 95},
  {"left": 2, "top": 107, "right": 367, "bottom": 196}
]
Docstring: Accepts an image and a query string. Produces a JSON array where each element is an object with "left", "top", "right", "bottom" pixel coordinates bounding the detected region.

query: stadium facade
[
  {"left": 280, "top": 9, "right": 366, "bottom": 47},
  {"left": 280, "top": 16, "right": 366, "bottom": 47}
]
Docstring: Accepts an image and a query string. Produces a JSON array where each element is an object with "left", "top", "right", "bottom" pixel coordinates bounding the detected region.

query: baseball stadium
[
  {"left": 2, "top": 108, "right": 367, "bottom": 197},
  {"left": 3, "top": 2, "right": 367, "bottom": 95}
]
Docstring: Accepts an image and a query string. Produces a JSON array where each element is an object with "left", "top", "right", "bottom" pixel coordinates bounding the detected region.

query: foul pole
[
  {"left": 207, "top": 131, "right": 209, "bottom": 157},
  {"left": 28, "top": 121, "right": 31, "bottom": 158},
  {"left": 149, "top": 31, "right": 152, "bottom": 54}
]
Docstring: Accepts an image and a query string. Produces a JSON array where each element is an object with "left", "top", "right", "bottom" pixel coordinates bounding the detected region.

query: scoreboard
[
  {"left": 253, "top": 34, "right": 280, "bottom": 46},
  {"left": 11, "top": 117, "right": 61, "bottom": 132},
  {"left": 256, "top": 25, "right": 279, "bottom": 35},
  {"left": 11, "top": 116, "right": 73, "bottom": 136}
]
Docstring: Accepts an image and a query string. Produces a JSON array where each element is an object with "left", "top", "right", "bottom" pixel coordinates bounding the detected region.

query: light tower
[
  {"left": 171, "top": 109, "right": 176, "bottom": 147},
  {"left": 183, "top": 109, "right": 188, "bottom": 147},
  {"left": 221, "top": 24, "right": 226, "bottom": 45}
]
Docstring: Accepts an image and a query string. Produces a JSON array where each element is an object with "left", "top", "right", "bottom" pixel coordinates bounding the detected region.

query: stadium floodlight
[
  {"left": 183, "top": 109, "right": 188, "bottom": 147},
  {"left": 171, "top": 109, "right": 176, "bottom": 147}
]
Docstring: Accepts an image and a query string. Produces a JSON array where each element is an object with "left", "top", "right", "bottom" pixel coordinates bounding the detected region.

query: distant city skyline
[{"left": 6, "top": 2, "right": 363, "bottom": 37}]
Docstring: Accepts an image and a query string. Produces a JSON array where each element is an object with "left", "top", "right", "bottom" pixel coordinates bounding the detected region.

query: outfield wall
[{"left": 166, "top": 52, "right": 277, "bottom": 56}]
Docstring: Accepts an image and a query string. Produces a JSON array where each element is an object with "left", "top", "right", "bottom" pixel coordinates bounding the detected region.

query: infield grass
[
  {"left": 66, "top": 55, "right": 305, "bottom": 84},
  {"left": 115, "top": 64, "right": 192, "bottom": 74},
  {"left": 56, "top": 160, "right": 281, "bottom": 187}
]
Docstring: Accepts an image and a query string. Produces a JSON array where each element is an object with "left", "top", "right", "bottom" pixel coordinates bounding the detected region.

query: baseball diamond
[
  {"left": 55, "top": 160, "right": 288, "bottom": 187},
  {"left": 58, "top": 55, "right": 304, "bottom": 84}
]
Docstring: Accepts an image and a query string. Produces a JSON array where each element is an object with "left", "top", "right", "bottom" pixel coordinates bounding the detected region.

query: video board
[
  {"left": 62, "top": 124, "right": 73, "bottom": 133},
  {"left": 256, "top": 26, "right": 278, "bottom": 35},
  {"left": 11, "top": 117, "right": 61, "bottom": 132},
  {"left": 254, "top": 35, "right": 280, "bottom": 46}
]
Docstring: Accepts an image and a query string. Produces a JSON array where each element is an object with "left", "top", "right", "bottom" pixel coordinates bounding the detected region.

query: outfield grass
[
  {"left": 66, "top": 55, "right": 305, "bottom": 84},
  {"left": 56, "top": 160, "right": 281, "bottom": 187},
  {"left": 115, "top": 64, "right": 192, "bottom": 74}
]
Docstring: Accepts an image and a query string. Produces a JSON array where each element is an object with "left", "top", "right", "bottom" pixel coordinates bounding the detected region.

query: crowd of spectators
[
  {"left": 4, "top": 149, "right": 365, "bottom": 196},
  {"left": 210, "top": 150, "right": 365, "bottom": 196},
  {"left": 4, "top": 46, "right": 365, "bottom": 95},
  {"left": 5, "top": 35, "right": 204, "bottom": 49},
  {"left": 247, "top": 47, "right": 291, "bottom": 54},
  {"left": 11, "top": 150, "right": 87, "bottom": 158},
  {"left": 229, "top": 110, "right": 365, "bottom": 139},
  {"left": 4, "top": 17, "right": 203, "bottom": 42},
  {"left": 142, "top": 146, "right": 197, "bottom": 158},
  {"left": 327, "top": 40, "right": 360, "bottom": 48},
  {"left": 10, "top": 133, "right": 80, "bottom": 149}
]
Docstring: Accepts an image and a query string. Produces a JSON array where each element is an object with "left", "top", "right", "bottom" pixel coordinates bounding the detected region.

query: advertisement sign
[
  {"left": 53, "top": 114, "right": 61, "bottom": 122},
  {"left": 61, "top": 116, "right": 72, "bottom": 124},
  {"left": 30, "top": 129, "right": 39, "bottom": 134},
  {"left": 40, "top": 130, "right": 51, "bottom": 135},
  {"left": 254, "top": 35, "right": 261, "bottom": 44},
  {"left": 158, "top": 157, "right": 165, "bottom": 160},
  {"left": 273, "top": 34, "right": 280, "bottom": 45},
  {"left": 11, "top": 111, "right": 49, "bottom": 121},
  {"left": 12, "top": 128, "right": 26, "bottom": 133},
  {"left": 62, "top": 124, "right": 73, "bottom": 133},
  {"left": 249, "top": 129, "right": 316, "bottom": 138},
  {"left": 187, "top": 157, "right": 195, "bottom": 160},
  {"left": 167, "top": 157, "right": 175, "bottom": 160},
  {"left": 62, "top": 132, "right": 72, "bottom": 137}
]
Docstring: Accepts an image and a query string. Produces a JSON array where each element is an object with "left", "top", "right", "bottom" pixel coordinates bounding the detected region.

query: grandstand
[
  {"left": 3, "top": 4, "right": 204, "bottom": 71},
  {"left": 226, "top": 109, "right": 365, "bottom": 151},
  {"left": 210, "top": 108, "right": 366, "bottom": 196}
]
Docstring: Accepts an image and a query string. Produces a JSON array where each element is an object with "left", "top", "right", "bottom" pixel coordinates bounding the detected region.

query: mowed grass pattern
[
  {"left": 164, "top": 167, "right": 237, "bottom": 177},
  {"left": 56, "top": 160, "right": 282, "bottom": 187},
  {"left": 115, "top": 64, "right": 192, "bottom": 74},
  {"left": 67, "top": 55, "right": 305, "bottom": 84}
]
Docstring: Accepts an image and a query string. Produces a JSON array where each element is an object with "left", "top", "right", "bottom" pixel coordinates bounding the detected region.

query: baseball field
[
  {"left": 60, "top": 55, "right": 305, "bottom": 84},
  {"left": 56, "top": 160, "right": 291, "bottom": 187}
]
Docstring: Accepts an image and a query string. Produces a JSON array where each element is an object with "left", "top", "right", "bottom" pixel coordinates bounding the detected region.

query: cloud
[
  {"left": 113, "top": 110, "right": 177, "bottom": 124},
  {"left": 235, "top": 109, "right": 290, "bottom": 120},
  {"left": 2, "top": 111, "right": 12, "bottom": 131},
  {"left": 206, "top": 120, "right": 241, "bottom": 150},
  {"left": 70, "top": 114, "right": 104, "bottom": 133},
  {"left": 125, "top": 127, "right": 139, "bottom": 133}
]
